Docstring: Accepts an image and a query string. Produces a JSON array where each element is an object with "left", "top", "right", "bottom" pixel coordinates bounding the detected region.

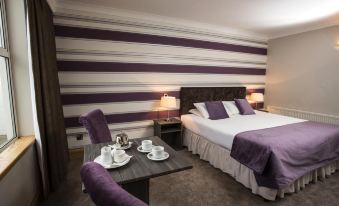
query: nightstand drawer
[
  {"left": 161, "top": 124, "right": 181, "bottom": 132},
  {"left": 161, "top": 127, "right": 181, "bottom": 134}
]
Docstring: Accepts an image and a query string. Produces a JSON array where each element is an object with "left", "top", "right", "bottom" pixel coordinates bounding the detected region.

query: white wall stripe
[
  {"left": 53, "top": 18, "right": 267, "bottom": 48},
  {"left": 63, "top": 100, "right": 180, "bottom": 117},
  {"left": 56, "top": 52, "right": 266, "bottom": 69},
  {"left": 52, "top": 3, "right": 267, "bottom": 44},
  {"left": 67, "top": 126, "right": 154, "bottom": 149},
  {"left": 55, "top": 38, "right": 267, "bottom": 63},
  {"left": 66, "top": 120, "right": 154, "bottom": 135}
]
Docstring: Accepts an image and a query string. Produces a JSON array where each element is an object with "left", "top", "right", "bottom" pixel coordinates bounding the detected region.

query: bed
[{"left": 180, "top": 87, "right": 339, "bottom": 200}]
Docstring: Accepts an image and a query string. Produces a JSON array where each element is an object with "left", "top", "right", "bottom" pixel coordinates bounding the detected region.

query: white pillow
[
  {"left": 188, "top": 109, "right": 203, "bottom": 117},
  {"left": 222, "top": 101, "right": 240, "bottom": 116},
  {"left": 193, "top": 102, "right": 210, "bottom": 118}
]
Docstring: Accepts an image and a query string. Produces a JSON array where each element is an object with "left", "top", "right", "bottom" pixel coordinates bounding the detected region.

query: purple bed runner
[{"left": 230, "top": 121, "right": 339, "bottom": 189}]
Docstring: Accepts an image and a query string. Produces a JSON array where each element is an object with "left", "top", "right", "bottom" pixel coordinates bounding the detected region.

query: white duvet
[{"left": 181, "top": 111, "right": 306, "bottom": 150}]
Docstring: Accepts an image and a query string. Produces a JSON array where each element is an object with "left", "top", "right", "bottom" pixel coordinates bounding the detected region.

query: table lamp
[
  {"left": 160, "top": 94, "right": 176, "bottom": 121},
  {"left": 250, "top": 93, "right": 264, "bottom": 109}
]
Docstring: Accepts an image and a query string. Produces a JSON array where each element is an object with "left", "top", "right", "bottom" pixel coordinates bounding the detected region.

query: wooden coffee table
[{"left": 83, "top": 136, "right": 193, "bottom": 204}]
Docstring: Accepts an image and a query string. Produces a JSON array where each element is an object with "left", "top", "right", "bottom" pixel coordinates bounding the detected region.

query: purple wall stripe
[
  {"left": 65, "top": 110, "right": 179, "bottom": 128},
  {"left": 62, "top": 91, "right": 180, "bottom": 105},
  {"left": 57, "top": 61, "right": 266, "bottom": 75},
  {"left": 55, "top": 25, "right": 267, "bottom": 55},
  {"left": 62, "top": 89, "right": 263, "bottom": 105}
]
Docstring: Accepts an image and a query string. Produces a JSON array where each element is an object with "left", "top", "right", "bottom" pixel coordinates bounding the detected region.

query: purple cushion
[
  {"left": 235, "top": 99, "right": 255, "bottom": 115},
  {"left": 79, "top": 109, "right": 112, "bottom": 144},
  {"left": 204, "top": 101, "right": 229, "bottom": 120},
  {"left": 81, "top": 162, "right": 148, "bottom": 206}
]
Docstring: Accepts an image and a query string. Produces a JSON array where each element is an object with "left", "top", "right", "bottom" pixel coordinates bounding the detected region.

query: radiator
[{"left": 267, "top": 106, "right": 339, "bottom": 125}]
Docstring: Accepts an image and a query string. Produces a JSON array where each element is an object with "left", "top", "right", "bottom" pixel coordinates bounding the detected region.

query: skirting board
[{"left": 267, "top": 106, "right": 339, "bottom": 125}]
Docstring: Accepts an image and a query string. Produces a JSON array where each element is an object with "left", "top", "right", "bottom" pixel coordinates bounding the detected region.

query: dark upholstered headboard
[{"left": 180, "top": 87, "right": 246, "bottom": 115}]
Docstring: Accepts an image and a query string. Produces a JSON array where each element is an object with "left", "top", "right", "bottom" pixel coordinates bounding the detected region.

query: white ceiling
[{"left": 53, "top": 0, "right": 339, "bottom": 39}]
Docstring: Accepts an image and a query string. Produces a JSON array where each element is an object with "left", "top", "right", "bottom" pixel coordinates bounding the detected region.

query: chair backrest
[
  {"left": 81, "top": 162, "right": 148, "bottom": 206},
  {"left": 79, "top": 109, "right": 112, "bottom": 144}
]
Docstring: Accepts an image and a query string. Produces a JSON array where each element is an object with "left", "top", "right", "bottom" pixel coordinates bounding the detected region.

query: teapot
[{"left": 116, "top": 131, "right": 129, "bottom": 147}]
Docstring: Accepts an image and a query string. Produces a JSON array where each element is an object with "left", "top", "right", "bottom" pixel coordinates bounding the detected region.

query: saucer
[
  {"left": 137, "top": 145, "right": 154, "bottom": 153},
  {"left": 109, "top": 142, "right": 133, "bottom": 150},
  {"left": 114, "top": 154, "right": 130, "bottom": 163},
  {"left": 94, "top": 155, "right": 132, "bottom": 169},
  {"left": 147, "top": 152, "right": 169, "bottom": 161}
]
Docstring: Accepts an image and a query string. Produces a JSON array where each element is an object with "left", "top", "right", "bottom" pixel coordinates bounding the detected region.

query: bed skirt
[{"left": 183, "top": 128, "right": 339, "bottom": 200}]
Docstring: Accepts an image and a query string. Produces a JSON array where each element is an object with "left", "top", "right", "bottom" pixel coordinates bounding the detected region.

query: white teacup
[
  {"left": 101, "top": 146, "right": 113, "bottom": 165},
  {"left": 142, "top": 140, "right": 152, "bottom": 151},
  {"left": 151, "top": 146, "right": 164, "bottom": 159},
  {"left": 113, "top": 149, "right": 128, "bottom": 163}
]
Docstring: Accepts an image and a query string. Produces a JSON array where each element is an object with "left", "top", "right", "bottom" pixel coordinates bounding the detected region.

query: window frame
[
  {"left": 0, "top": 0, "right": 9, "bottom": 54},
  {"left": 0, "top": 0, "right": 18, "bottom": 152}
]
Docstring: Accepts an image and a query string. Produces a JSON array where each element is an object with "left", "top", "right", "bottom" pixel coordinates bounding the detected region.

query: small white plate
[
  {"left": 137, "top": 145, "right": 154, "bottom": 153},
  {"left": 109, "top": 142, "right": 133, "bottom": 150},
  {"left": 94, "top": 155, "right": 132, "bottom": 169},
  {"left": 147, "top": 152, "right": 169, "bottom": 161}
]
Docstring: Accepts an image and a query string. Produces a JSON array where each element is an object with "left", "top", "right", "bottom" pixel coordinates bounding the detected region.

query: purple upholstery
[
  {"left": 81, "top": 162, "right": 148, "bottom": 206},
  {"left": 79, "top": 109, "right": 112, "bottom": 144},
  {"left": 204, "top": 101, "right": 229, "bottom": 120},
  {"left": 234, "top": 99, "right": 255, "bottom": 115}
]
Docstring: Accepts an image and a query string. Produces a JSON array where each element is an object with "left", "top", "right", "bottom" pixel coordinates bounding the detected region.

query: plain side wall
[
  {"left": 265, "top": 26, "right": 339, "bottom": 115},
  {"left": 0, "top": 146, "right": 39, "bottom": 206},
  {"left": 0, "top": 0, "right": 40, "bottom": 206}
]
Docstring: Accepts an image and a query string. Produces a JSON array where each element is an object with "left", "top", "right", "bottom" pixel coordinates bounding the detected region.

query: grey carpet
[{"left": 43, "top": 150, "right": 339, "bottom": 206}]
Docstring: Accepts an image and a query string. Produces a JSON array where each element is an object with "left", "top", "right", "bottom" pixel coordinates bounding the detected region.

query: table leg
[{"left": 121, "top": 179, "right": 149, "bottom": 204}]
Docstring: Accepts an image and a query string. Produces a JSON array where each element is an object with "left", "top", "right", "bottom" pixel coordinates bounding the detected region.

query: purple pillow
[
  {"left": 234, "top": 99, "right": 255, "bottom": 115},
  {"left": 204, "top": 101, "right": 229, "bottom": 120}
]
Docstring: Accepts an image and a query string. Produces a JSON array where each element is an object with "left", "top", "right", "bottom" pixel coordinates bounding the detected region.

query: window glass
[
  {"left": 0, "top": 57, "right": 14, "bottom": 147},
  {"left": 0, "top": 0, "right": 15, "bottom": 150},
  {"left": 0, "top": 1, "right": 4, "bottom": 48}
]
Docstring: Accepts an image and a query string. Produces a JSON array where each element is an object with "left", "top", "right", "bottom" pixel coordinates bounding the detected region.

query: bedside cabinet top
[{"left": 154, "top": 118, "right": 181, "bottom": 125}]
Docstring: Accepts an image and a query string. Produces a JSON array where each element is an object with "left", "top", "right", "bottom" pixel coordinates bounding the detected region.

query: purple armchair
[
  {"left": 79, "top": 109, "right": 112, "bottom": 144},
  {"left": 81, "top": 162, "right": 148, "bottom": 206}
]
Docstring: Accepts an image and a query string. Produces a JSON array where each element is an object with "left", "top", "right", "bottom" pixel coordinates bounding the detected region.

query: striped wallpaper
[{"left": 54, "top": 12, "right": 267, "bottom": 148}]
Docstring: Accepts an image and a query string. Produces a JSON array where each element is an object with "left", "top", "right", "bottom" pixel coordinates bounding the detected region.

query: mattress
[{"left": 181, "top": 111, "right": 305, "bottom": 150}]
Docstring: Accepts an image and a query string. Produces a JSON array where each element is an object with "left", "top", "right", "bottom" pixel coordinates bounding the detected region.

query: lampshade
[
  {"left": 160, "top": 94, "right": 176, "bottom": 108},
  {"left": 250, "top": 93, "right": 264, "bottom": 102}
]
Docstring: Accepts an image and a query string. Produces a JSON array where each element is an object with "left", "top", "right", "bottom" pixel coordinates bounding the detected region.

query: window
[{"left": 0, "top": 0, "right": 16, "bottom": 150}]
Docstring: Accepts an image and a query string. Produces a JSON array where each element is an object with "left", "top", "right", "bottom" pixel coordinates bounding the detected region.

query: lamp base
[{"left": 164, "top": 118, "right": 174, "bottom": 122}]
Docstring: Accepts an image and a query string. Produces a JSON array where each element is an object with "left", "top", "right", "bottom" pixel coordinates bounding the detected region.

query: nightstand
[{"left": 153, "top": 118, "right": 182, "bottom": 150}]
